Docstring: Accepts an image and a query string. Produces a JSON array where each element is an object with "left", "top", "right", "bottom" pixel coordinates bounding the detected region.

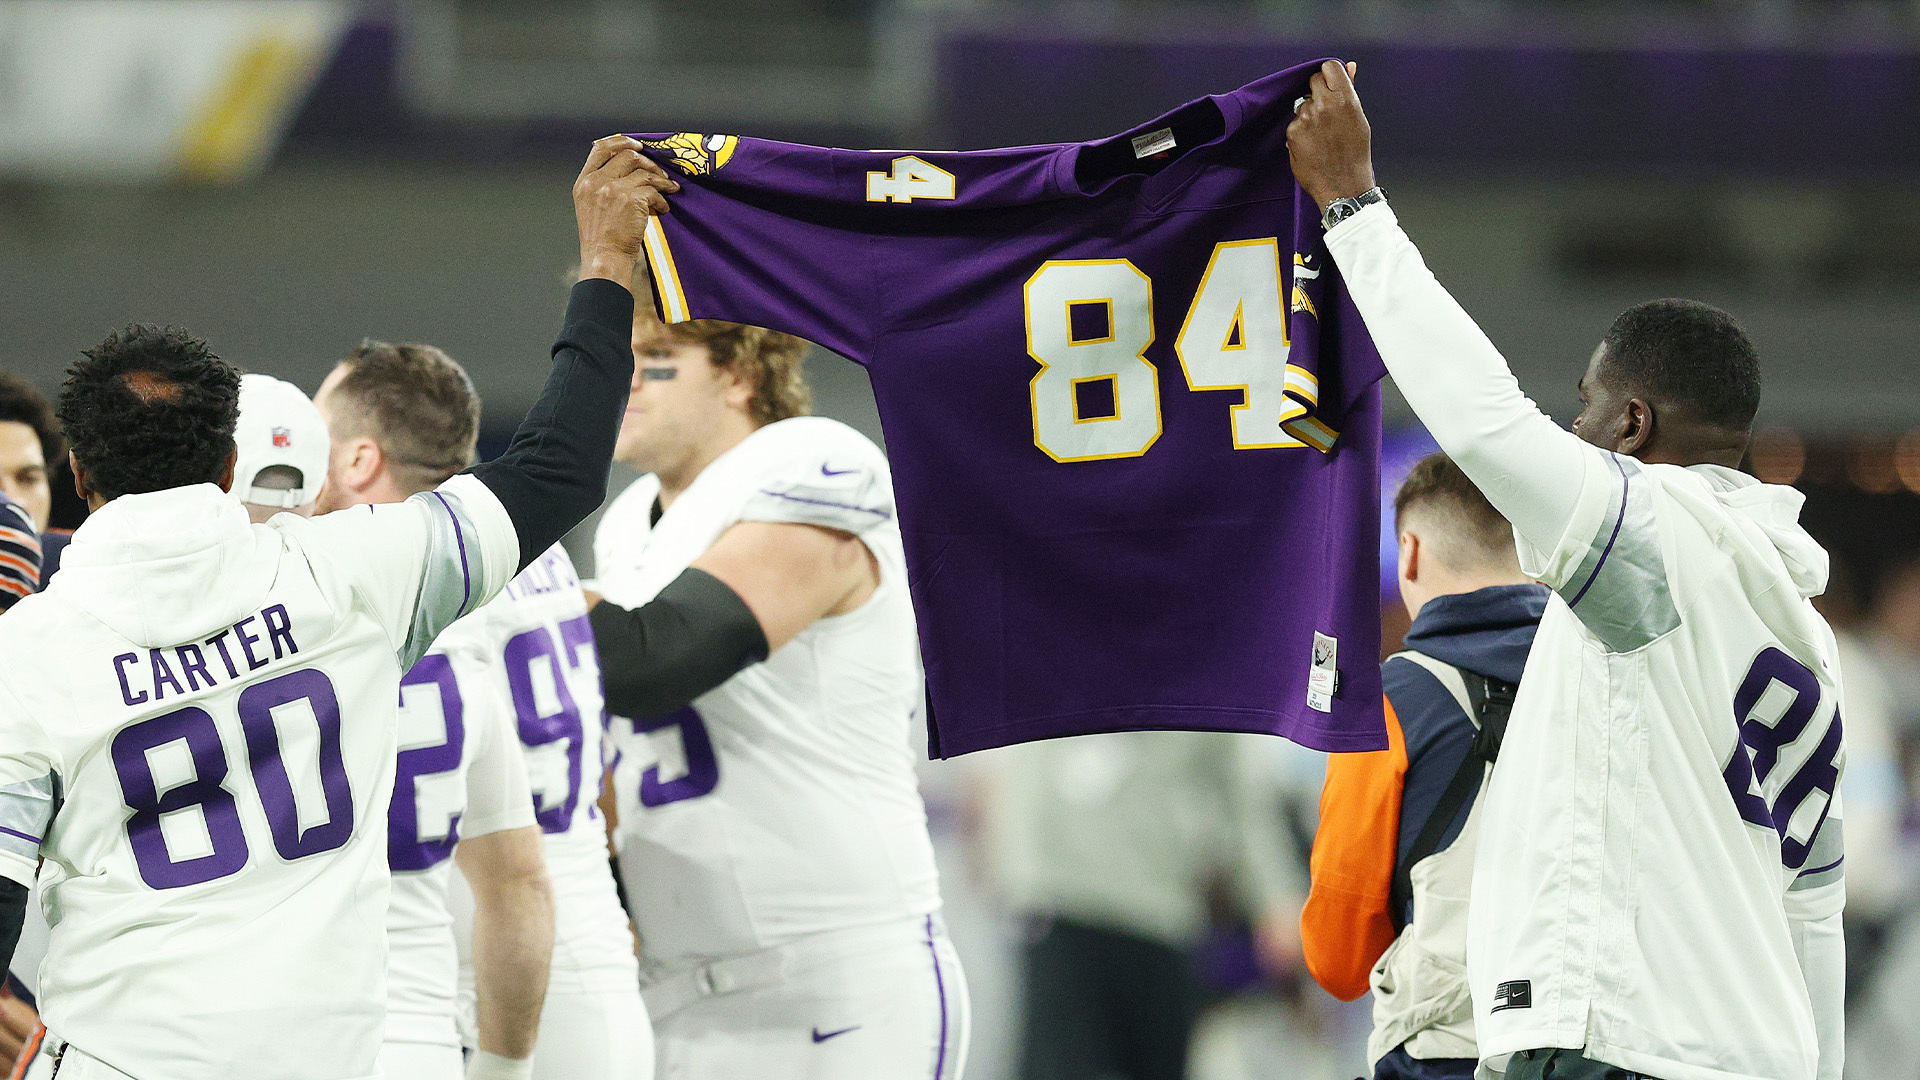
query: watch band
[{"left": 1321, "top": 187, "right": 1387, "bottom": 232}]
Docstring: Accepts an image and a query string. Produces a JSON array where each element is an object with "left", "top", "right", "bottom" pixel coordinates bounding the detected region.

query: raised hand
[
  {"left": 574, "top": 135, "right": 682, "bottom": 285},
  {"left": 1285, "top": 60, "right": 1376, "bottom": 214}
]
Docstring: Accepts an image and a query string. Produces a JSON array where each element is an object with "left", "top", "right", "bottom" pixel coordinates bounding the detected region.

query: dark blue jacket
[{"left": 1385, "top": 583, "right": 1548, "bottom": 926}]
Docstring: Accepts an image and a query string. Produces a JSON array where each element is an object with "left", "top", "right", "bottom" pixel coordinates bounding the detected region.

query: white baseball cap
[{"left": 232, "top": 374, "right": 330, "bottom": 509}]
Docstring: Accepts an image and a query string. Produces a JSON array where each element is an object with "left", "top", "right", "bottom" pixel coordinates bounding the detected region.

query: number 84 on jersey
[{"left": 1024, "top": 238, "right": 1335, "bottom": 464}]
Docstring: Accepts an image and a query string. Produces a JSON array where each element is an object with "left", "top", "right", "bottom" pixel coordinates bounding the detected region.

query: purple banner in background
[{"left": 934, "top": 30, "right": 1920, "bottom": 175}]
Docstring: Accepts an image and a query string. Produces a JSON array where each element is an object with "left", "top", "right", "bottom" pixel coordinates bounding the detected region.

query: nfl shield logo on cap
[{"left": 271, "top": 426, "right": 292, "bottom": 449}]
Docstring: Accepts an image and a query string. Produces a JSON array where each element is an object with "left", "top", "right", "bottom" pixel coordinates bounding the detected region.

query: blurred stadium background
[{"left": 4, "top": 2, "right": 1920, "bottom": 1078}]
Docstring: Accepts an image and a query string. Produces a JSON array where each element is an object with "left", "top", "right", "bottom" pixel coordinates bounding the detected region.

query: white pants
[
  {"left": 646, "top": 915, "right": 968, "bottom": 1080},
  {"left": 376, "top": 1040, "right": 462, "bottom": 1080},
  {"left": 530, "top": 987, "right": 654, "bottom": 1080},
  {"left": 36, "top": 1034, "right": 381, "bottom": 1080}
]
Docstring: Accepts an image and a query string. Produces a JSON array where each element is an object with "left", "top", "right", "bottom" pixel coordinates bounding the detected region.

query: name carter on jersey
[{"left": 111, "top": 603, "right": 301, "bottom": 707}]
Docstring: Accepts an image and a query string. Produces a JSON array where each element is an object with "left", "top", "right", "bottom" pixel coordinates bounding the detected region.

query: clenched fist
[
  {"left": 574, "top": 135, "right": 681, "bottom": 286},
  {"left": 1285, "top": 60, "right": 1376, "bottom": 215}
]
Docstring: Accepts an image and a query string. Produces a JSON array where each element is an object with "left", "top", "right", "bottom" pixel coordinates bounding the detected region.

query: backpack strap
[
  {"left": 1386, "top": 651, "right": 1518, "bottom": 925},
  {"left": 1389, "top": 651, "right": 1473, "bottom": 716}
]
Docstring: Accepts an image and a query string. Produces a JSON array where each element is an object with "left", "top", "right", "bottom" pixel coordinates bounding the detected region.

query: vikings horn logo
[
  {"left": 1290, "top": 252, "right": 1321, "bottom": 320},
  {"left": 642, "top": 132, "right": 739, "bottom": 176}
]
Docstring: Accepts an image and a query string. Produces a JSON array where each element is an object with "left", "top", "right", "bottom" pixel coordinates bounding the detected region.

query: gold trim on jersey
[
  {"left": 644, "top": 216, "right": 691, "bottom": 324},
  {"left": 1283, "top": 415, "right": 1339, "bottom": 453},
  {"left": 1069, "top": 374, "right": 1121, "bottom": 424},
  {"left": 1284, "top": 364, "right": 1320, "bottom": 407}
]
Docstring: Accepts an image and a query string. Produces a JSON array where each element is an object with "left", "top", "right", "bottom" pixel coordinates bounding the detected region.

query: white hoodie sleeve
[
  {"left": 1323, "top": 203, "right": 1589, "bottom": 560},
  {"left": 296, "top": 474, "right": 519, "bottom": 669},
  {"left": 1325, "top": 204, "right": 1679, "bottom": 652},
  {"left": 1788, "top": 896, "right": 1846, "bottom": 1080},
  {"left": 0, "top": 681, "right": 54, "bottom": 889}
]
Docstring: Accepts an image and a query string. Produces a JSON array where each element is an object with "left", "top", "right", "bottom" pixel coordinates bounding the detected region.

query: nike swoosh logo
[
  {"left": 820, "top": 464, "right": 859, "bottom": 477},
  {"left": 811, "top": 1025, "right": 860, "bottom": 1043}
]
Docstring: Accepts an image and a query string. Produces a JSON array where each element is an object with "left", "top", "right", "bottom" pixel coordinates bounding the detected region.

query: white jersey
[
  {"left": 449, "top": 544, "right": 639, "bottom": 997},
  {"left": 594, "top": 416, "right": 942, "bottom": 962},
  {"left": 1473, "top": 460, "right": 1845, "bottom": 1080},
  {"left": 385, "top": 599, "right": 537, "bottom": 1048},
  {"left": 1329, "top": 203, "right": 1846, "bottom": 1080},
  {"left": 0, "top": 477, "right": 516, "bottom": 1080}
]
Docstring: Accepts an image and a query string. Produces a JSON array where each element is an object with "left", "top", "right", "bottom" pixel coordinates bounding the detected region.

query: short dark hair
[
  {"left": 57, "top": 326, "right": 240, "bottom": 501},
  {"left": 1599, "top": 299, "right": 1760, "bottom": 433},
  {"left": 0, "top": 373, "right": 62, "bottom": 467},
  {"left": 1395, "top": 452, "right": 1516, "bottom": 571},
  {"left": 328, "top": 341, "right": 480, "bottom": 496}
]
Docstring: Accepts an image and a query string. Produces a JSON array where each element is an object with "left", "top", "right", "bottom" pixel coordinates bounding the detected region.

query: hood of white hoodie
[
  {"left": 1691, "top": 463, "right": 1829, "bottom": 600},
  {"left": 49, "top": 484, "right": 282, "bottom": 648}
]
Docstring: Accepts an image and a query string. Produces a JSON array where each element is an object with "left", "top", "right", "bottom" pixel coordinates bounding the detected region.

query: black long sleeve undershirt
[
  {"left": 469, "top": 278, "right": 635, "bottom": 571},
  {"left": 590, "top": 568, "right": 769, "bottom": 721}
]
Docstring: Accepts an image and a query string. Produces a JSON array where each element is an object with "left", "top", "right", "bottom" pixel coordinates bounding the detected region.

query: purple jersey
[{"left": 630, "top": 61, "right": 1387, "bottom": 756}]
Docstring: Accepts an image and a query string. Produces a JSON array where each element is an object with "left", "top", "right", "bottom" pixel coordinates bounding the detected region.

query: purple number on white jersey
[
  {"left": 635, "top": 706, "right": 719, "bottom": 807},
  {"left": 505, "top": 623, "right": 584, "bottom": 833},
  {"left": 112, "top": 706, "right": 250, "bottom": 889},
  {"left": 1722, "top": 647, "right": 1843, "bottom": 869},
  {"left": 112, "top": 668, "right": 355, "bottom": 889},
  {"left": 240, "top": 667, "right": 355, "bottom": 860},
  {"left": 388, "top": 653, "right": 467, "bottom": 872}
]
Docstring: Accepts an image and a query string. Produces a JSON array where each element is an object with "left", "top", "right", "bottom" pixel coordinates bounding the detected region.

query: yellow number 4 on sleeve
[{"left": 866, "top": 156, "right": 956, "bottom": 203}]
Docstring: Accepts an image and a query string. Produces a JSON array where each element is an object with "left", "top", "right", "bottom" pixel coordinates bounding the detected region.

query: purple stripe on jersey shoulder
[
  {"left": 428, "top": 490, "right": 474, "bottom": 612},
  {"left": 0, "top": 825, "right": 42, "bottom": 846},
  {"left": 755, "top": 489, "right": 892, "bottom": 518},
  {"left": 1799, "top": 855, "right": 1844, "bottom": 877},
  {"left": 925, "top": 915, "right": 949, "bottom": 1080},
  {"left": 1567, "top": 454, "right": 1630, "bottom": 609}
]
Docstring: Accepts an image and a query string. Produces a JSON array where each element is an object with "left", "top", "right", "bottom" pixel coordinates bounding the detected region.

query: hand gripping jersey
[
  {"left": 447, "top": 545, "right": 639, "bottom": 1001},
  {"left": 384, "top": 597, "right": 536, "bottom": 1052},
  {"left": 0, "top": 477, "right": 516, "bottom": 1080},
  {"left": 595, "top": 417, "right": 943, "bottom": 961},
  {"left": 629, "top": 59, "right": 1388, "bottom": 756}
]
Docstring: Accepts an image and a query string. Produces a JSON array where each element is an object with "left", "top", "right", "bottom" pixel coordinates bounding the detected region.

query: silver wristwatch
[{"left": 1321, "top": 187, "right": 1387, "bottom": 232}]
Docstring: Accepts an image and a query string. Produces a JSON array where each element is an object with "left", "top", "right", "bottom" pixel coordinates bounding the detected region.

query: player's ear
[
  {"left": 1618, "top": 397, "right": 1655, "bottom": 458},
  {"left": 69, "top": 451, "right": 92, "bottom": 503},
  {"left": 344, "top": 437, "right": 385, "bottom": 491},
  {"left": 720, "top": 366, "right": 755, "bottom": 414},
  {"left": 1398, "top": 529, "right": 1419, "bottom": 584},
  {"left": 216, "top": 448, "right": 238, "bottom": 494}
]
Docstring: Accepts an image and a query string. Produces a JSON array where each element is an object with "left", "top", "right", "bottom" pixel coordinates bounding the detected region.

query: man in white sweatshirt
[
  {"left": 0, "top": 136, "right": 676, "bottom": 1080},
  {"left": 1288, "top": 63, "right": 1844, "bottom": 1080}
]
